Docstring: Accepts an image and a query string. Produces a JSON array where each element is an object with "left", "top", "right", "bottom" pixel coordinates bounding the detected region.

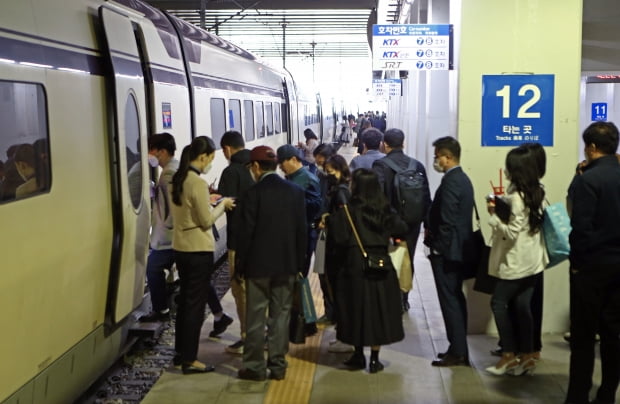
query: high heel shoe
[
  {"left": 343, "top": 353, "right": 366, "bottom": 369},
  {"left": 514, "top": 357, "right": 537, "bottom": 376},
  {"left": 368, "top": 359, "right": 384, "bottom": 373},
  {"left": 485, "top": 358, "right": 519, "bottom": 376}
]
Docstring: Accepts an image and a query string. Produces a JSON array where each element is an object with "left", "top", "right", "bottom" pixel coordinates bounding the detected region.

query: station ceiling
[{"left": 144, "top": 0, "right": 395, "bottom": 60}]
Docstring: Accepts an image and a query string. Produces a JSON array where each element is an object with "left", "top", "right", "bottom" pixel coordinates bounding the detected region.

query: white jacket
[{"left": 488, "top": 188, "right": 548, "bottom": 280}]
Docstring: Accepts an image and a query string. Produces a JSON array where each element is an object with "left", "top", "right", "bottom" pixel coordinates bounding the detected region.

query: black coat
[
  {"left": 329, "top": 203, "right": 407, "bottom": 346},
  {"left": 218, "top": 149, "right": 254, "bottom": 249},
  {"left": 237, "top": 173, "right": 307, "bottom": 278},
  {"left": 569, "top": 155, "right": 620, "bottom": 270},
  {"left": 426, "top": 166, "right": 475, "bottom": 263}
]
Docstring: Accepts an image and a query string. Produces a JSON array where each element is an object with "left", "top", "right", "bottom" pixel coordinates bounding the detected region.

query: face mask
[
  {"left": 202, "top": 162, "right": 212, "bottom": 174},
  {"left": 433, "top": 160, "right": 443, "bottom": 173},
  {"left": 327, "top": 174, "right": 338, "bottom": 184},
  {"left": 148, "top": 155, "right": 159, "bottom": 168}
]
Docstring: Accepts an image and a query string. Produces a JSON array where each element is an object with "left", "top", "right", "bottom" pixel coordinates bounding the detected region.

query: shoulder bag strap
[
  {"left": 343, "top": 204, "right": 367, "bottom": 258},
  {"left": 473, "top": 200, "right": 481, "bottom": 229}
]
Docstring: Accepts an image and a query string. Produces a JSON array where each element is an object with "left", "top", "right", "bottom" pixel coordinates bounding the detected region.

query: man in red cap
[{"left": 236, "top": 146, "right": 307, "bottom": 381}]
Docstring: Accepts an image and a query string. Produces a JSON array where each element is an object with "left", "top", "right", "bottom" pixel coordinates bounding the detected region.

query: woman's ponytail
[{"left": 171, "top": 145, "right": 192, "bottom": 206}]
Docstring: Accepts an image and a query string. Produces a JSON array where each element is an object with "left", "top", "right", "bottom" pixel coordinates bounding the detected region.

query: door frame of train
[{"left": 99, "top": 5, "right": 151, "bottom": 329}]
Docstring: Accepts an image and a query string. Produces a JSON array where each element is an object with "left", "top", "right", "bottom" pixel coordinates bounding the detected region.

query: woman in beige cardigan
[{"left": 170, "top": 136, "right": 235, "bottom": 374}]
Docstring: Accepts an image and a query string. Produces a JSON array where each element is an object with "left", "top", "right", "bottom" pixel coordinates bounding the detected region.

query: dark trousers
[
  {"left": 429, "top": 255, "right": 468, "bottom": 357},
  {"left": 566, "top": 267, "right": 620, "bottom": 404},
  {"left": 402, "top": 223, "right": 421, "bottom": 302},
  {"left": 174, "top": 251, "right": 214, "bottom": 363},
  {"left": 491, "top": 275, "right": 537, "bottom": 354},
  {"left": 146, "top": 249, "right": 175, "bottom": 312},
  {"left": 243, "top": 275, "right": 295, "bottom": 376}
]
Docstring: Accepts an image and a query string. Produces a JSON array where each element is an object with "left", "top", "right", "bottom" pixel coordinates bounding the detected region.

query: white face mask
[
  {"left": 202, "top": 162, "right": 212, "bottom": 174},
  {"left": 148, "top": 155, "right": 159, "bottom": 168},
  {"left": 433, "top": 159, "right": 443, "bottom": 173}
]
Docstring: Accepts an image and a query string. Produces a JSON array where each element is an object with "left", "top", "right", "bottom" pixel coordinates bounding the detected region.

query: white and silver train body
[{"left": 0, "top": 0, "right": 328, "bottom": 402}]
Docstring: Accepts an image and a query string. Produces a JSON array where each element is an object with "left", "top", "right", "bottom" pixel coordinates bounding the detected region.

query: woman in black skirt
[{"left": 328, "top": 168, "right": 407, "bottom": 373}]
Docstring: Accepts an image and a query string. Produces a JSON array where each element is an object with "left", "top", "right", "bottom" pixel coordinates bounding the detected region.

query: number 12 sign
[{"left": 481, "top": 74, "right": 554, "bottom": 146}]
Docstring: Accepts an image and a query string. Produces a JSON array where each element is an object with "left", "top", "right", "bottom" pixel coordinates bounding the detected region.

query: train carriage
[{"left": 0, "top": 0, "right": 330, "bottom": 402}]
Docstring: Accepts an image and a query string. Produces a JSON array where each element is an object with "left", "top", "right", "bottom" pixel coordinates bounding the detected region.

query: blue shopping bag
[
  {"left": 298, "top": 275, "right": 317, "bottom": 324},
  {"left": 543, "top": 203, "right": 571, "bottom": 268}
]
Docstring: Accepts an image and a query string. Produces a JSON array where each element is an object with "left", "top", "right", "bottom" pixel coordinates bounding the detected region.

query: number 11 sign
[{"left": 481, "top": 74, "right": 554, "bottom": 146}]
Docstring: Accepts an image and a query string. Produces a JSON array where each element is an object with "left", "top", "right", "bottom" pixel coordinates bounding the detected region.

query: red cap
[{"left": 250, "top": 145, "right": 277, "bottom": 162}]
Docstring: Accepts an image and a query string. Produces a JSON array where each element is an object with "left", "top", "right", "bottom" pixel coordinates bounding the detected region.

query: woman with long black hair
[
  {"left": 170, "top": 136, "right": 235, "bottom": 374},
  {"left": 328, "top": 168, "right": 407, "bottom": 373},
  {"left": 485, "top": 145, "right": 548, "bottom": 376}
]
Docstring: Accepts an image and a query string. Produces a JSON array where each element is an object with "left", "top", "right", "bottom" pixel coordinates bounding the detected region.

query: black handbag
[
  {"left": 343, "top": 204, "right": 393, "bottom": 274},
  {"left": 288, "top": 310, "right": 306, "bottom": 344}
]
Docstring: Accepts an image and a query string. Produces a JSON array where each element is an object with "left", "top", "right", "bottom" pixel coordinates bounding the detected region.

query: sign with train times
[
  {"left": 372, "top": 24, "right": 453, "bottom": 71},
  {"left": 481, "top": 74, "right": 555, "bottom": 146},
  {"left": 373, "top": 79, "right": 401, "bottom": 98}
]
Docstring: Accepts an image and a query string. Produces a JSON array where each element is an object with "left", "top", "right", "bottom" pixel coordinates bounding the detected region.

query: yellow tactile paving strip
[{"left": 264, "top": 272, "right": 324, "bottom": 404}]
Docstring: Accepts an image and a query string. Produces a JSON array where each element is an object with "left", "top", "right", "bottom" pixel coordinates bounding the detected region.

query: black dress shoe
[
  {"left": 343, "top": 354, "right": 366, "bottom": 369},
  {"left": 182, "top": 363, "right": 215, "bottom": 374},
  {"left": 172, "top": 354, "right": 182, "bottom": 367},
  {"left": 268, "top": 370, "right": 286, "bottom": 380},
  {"left": 209, "top": 314, "right": 233, "bottom": 337},
  {"left": 238, "top": 368, "right": 267, "bottom": 381},
  {"left": 490, "top": 347, "right": 503, "bottom": 357},
  {"left": 431, "top": 354, "right": 469, "bottom": 367},
  {"left": 437, "top": 351, "right": 448, "bottom": 359},
  {"left": 139, "top": 311, "right": 170, "bottom": 322},
  {"left": 369, "top": 359, "right": 384, "bottom": 373}
]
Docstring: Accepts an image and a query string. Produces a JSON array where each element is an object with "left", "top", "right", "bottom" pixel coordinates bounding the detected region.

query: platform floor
[{"left": 140, "top": 246, "right": 616, "bottom": 404}]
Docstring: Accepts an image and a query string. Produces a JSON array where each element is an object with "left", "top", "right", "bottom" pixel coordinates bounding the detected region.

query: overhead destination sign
[{"left": 372, "top": 24, "right": 453, "bottom": 71}]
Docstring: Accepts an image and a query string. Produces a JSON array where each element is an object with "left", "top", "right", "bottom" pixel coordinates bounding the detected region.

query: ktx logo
[
  {"left": 382, "top": 51, "right": 399, "bottom": 58},
  {"left": 382, "top": 39, "right": 400, "bottom": 46}
]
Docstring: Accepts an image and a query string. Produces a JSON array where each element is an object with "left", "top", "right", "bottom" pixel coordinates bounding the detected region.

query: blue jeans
[
  {"left": 491, "top": 275, "right": 537, "bottom": 354},
  {"left": 146, "top": 249, "right": 175, "bottom": 312}
]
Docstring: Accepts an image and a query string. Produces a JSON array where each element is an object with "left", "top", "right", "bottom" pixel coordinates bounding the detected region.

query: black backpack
[{"left": 381, "top": 157, "right": 428, "bottom": 224}]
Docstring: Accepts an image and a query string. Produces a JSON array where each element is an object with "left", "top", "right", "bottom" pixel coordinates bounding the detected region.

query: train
[{"left": 0, "top": 0, "right": 341, "bottom": 402}]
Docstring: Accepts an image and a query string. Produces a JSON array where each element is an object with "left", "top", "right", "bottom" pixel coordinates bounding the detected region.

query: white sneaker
[
  {"left": 327, "top": 340, "right": 354, "bottom": 353},
  {"left": 329, "top": 338, "right": 338, "bottom": 345}
]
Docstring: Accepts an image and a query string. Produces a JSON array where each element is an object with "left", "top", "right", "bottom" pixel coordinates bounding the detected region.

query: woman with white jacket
[{"left": 485, "top": 145, "right": 548, "bottom": 376}]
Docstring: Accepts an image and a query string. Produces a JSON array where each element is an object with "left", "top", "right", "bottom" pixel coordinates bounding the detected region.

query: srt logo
[{"left": 381, "top": 61, "right": 402, "bottom": 68}]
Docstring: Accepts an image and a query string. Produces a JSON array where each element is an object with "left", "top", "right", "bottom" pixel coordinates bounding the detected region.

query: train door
[
  {"left": 316, "top": 93, "right": 324, "bottom": 142},
  {"left": 99, "top": 6, "right": 151, "bottom": 325}
]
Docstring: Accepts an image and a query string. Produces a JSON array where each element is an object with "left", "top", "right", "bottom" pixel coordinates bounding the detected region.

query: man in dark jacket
[
  {"left": 237, "top": 146, "right": 307, "bottom": 381},
  {"left": 565, "top": 121, "right": 620, "bottom": 404},
  {"left": 373, "top": 128, "right": 431, "bottom": 311},
  {"left": 424, "top": 136, "right": 473, "bottom": 367},
  {"left": 218, "top": 131, "right": 255, "bottom": 354}
]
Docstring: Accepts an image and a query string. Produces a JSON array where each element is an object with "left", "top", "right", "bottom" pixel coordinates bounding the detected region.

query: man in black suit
[
  {"left": 373, "top": 128, "right": 431, "bottom": 311},
  {"left": 236, "top": 146, "right": 307, "bottom": 381},
  {"left": 424, "top": 136, "right": 474, "bottom": 367}
]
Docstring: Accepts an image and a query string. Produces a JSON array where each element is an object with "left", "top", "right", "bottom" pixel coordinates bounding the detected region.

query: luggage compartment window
[
  {"left": 0, "top": 81, "right": 50, "bottom": 203},
  {"left": 210, "top": 98, "right": 226, "bottom": 147},
  {"left": 274, "top": 102, "right": 281, "bottom": 134},
  {"left": 229, "top": 99, "right": 242, "bottom": 133},
  {"left": 265, "top": 102, "right": 274, "bottom": 136},
  {"left": 255, "top": 101, "right": 264, "bottom": 138},
  {"left": 244, "top": 100, "right": 254, "bottom": 142},
  {"left": 125, "top": 94, "right": 143, "bottom": 210}
]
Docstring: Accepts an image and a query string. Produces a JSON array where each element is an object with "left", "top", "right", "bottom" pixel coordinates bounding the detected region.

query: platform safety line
[{"left": 264, "top": 272, "right": 324, "bottom": 404}]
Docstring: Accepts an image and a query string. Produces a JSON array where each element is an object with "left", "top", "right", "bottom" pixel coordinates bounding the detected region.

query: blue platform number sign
[
  {"left": 162, "top": 102, "right": 172, "bottom": 129},
  {"left": 591, "top": 103, "right": 607, "bottom": 121},
  {"left": 481, "top": 75, "right": 554, "bottom": 146}
]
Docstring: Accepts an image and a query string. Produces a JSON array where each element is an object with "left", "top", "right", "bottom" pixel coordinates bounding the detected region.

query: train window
[
  {"left": 255, "top": 101, "right": 264, "bottom": 138},
  {"left": 0, "top": 81, "right": 50, "bottom": 203},
  {"left": 274, "top": 102, "right": 281, "bottom": 134},
  {"left": 229, "top": 99, "right": 242, "bottom": 133},
  {"left": 210, "top": 98, "right": 226, "bottom": 147},
  {"left": 281, "top": 103, "right": 288, "bottom": 132},
  {"left": 265, "top": 102, "right": 274, "bottom": 136},
  {"left": 244, "top": 100, "right": 254, "bottom": 142},
  {"left": 125, "top": 94, "right": 143, "bottom": 210}
]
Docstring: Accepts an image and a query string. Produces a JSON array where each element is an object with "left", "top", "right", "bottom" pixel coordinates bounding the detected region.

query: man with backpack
[{"left": 373, "top": 128, "right": 431, "bottom": 312}]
